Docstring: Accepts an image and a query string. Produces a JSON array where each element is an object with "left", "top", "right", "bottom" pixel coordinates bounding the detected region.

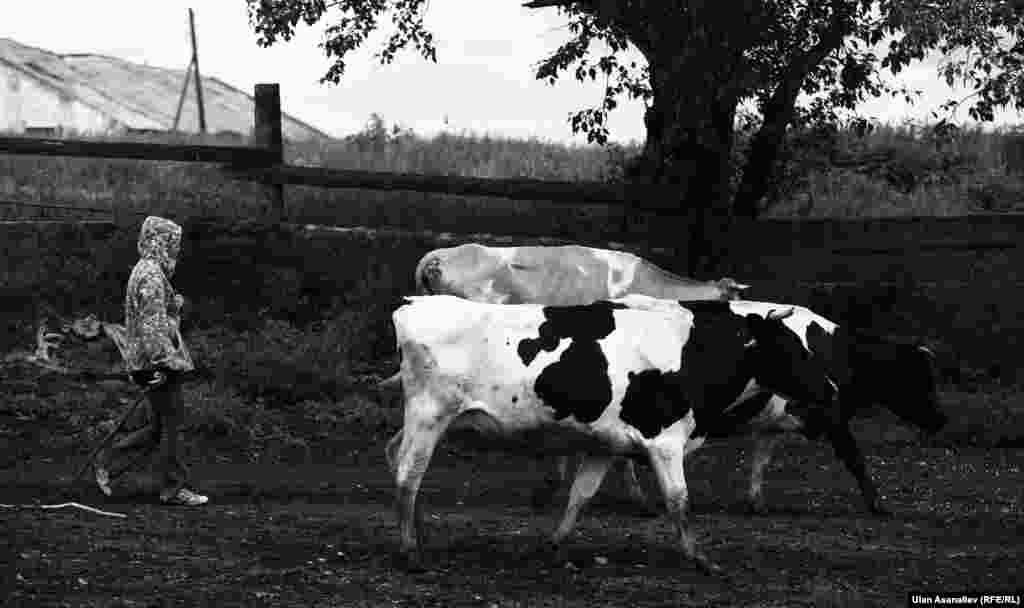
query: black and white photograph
[{"left": 1, "top": 1, "right": 1021, "bottom": 606}]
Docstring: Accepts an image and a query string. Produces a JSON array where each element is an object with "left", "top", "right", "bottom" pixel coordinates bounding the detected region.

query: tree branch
[
  {"left": 526, "top": 0, "right": 657, "bottom": 74},
  {"left": 732, "top": 0, "right": 852, "bottom": 218}
]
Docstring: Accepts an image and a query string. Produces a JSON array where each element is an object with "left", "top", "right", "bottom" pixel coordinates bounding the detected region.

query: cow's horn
[
  {"left": 917, "top": 345, "right": 936, "bottom": 359},
  {"left": 720, "top": 278, "right": 751, "bottom": 290},
  {"left": 767, "top": 307, "right": 794, "bottom": 321}
]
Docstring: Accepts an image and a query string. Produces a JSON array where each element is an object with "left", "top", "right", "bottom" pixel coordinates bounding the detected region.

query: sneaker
[
  {"left": 160, "top": 487, "right": 209, "bottom": 506},
  {"left": 95, "top": 466, "right": 112, "bottom": 497}
]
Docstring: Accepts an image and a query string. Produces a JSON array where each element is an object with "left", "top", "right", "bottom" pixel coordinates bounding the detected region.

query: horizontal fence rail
[
  {"left": 0, "top": 135, "right": 277, "bottom": 166},
  {"left": 227, "top": 164, "right": 679, "bottom": 211},
  {"left": 0, "top": 199, "right": 114, "bottom": 214}
]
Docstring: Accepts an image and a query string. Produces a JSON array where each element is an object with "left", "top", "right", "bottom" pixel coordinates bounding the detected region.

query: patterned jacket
[{"left": 108, "top": 216, "right": 194, "bottom": 373}]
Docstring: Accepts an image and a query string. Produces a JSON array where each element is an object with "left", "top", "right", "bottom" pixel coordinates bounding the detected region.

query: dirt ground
[{"left": 2, "top": 429, "right": 1021, "bottom": 608}]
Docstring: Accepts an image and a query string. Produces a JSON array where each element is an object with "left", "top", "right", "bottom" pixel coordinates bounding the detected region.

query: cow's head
[
  {"left": 744, "top": 308, "right": 837, "bottom": 407},
  {"left": 877, "top": 342, "right": 948, "bottom": 434}
]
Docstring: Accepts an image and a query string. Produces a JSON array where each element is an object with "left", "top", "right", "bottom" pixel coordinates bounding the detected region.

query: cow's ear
[{"left": 627, "top": 371, "right": 636, "bottom": 380}]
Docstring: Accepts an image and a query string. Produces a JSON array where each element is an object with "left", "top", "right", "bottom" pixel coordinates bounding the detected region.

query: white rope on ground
[{"left": 0, "top": 502, "right": 127, "bottom": 518}]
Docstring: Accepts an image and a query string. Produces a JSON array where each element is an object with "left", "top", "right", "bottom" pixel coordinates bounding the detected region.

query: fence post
[{"left": 254, "top": 83, "right": 285, "bottom": 222}]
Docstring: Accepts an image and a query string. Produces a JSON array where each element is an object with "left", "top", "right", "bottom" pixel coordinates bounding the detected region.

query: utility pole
[
  {"left": 171, "top": 9, "right": 207, "bottom": 133},
  {"left": 171, "top": 57, "right": 193, "bottom": 132},
  {"left": 189, "top": 8, "right": 207, "bottom": 134}
]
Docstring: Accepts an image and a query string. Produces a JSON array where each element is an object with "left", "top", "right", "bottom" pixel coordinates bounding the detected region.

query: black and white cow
[
  {"left": 601, "top": 296, "right": 949, "bottom": 517},
  {"left": 386, "top": 295, "right": 838, "bottom": 573}
]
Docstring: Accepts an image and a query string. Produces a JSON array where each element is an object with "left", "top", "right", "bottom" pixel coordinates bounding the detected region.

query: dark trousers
[{"left": 100, "top": 370, "right": 190, "bottom": 498}]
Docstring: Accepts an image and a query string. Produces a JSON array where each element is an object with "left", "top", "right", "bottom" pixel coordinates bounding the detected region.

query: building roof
[{"left": 0, "top": 37, "right": 332, "bottom": 141}]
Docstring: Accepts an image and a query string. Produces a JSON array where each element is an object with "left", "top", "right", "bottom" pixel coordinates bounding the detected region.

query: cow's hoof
[
  {"left": 745, "top": 499, "right": 767, "bottom": 516},
  {"left": 540, "top": 539, "right": 567, "bottom": 565},
  {"left": 695, "top": 555, "right": 724, "bottom": 576},
  {"left": 869, "top": 502, "right": 893, "bottom": 518},
  {"left": 394, "top": 550, "right": 427, "bottom": 573}
]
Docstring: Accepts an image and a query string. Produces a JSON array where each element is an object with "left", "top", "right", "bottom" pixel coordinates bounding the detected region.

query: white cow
[
  {"left": 414, "top": 243, "right": 748, "bottom": 305},
  {"left": 381, "top": 243, "right": 752, "bottom": 508}
]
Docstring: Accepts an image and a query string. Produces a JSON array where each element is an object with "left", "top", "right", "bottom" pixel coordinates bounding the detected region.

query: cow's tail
[
  {"left": 377, "top": 301, "right": 411, "bottom": 392},
  {"left": 414, "top": 253, "right": 444, "bottom": 295}
]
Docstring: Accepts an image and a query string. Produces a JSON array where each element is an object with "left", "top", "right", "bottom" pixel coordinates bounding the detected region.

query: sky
[{"left": 2, "top": 1, "right": 1022, "bottom": 144}]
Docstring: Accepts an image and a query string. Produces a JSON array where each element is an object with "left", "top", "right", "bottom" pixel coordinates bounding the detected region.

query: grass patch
[{"left": 189, "top": 317, "right": 361, "bottom": 405}]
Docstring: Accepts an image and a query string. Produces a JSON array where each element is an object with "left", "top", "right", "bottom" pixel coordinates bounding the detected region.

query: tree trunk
[
  {"left": 614, "top": 0, "right": 852, "bottom": 277},
  {"left": 634, "top": 69, "right": 738, "bottom": 278}
]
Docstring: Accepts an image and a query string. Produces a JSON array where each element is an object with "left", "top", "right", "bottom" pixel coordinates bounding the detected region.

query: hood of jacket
[{"left": 137, "top": 216, "right": 182, "bottom": 277}]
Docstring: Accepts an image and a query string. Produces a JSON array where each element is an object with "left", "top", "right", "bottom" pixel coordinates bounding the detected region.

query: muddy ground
[{"left": 2, "top": 425, "right": 1021, "bottom": 608}]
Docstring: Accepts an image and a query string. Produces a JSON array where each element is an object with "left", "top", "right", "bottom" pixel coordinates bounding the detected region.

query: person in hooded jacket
[{"left": 96, "top": 215, "right": 208, "bottom": 506}]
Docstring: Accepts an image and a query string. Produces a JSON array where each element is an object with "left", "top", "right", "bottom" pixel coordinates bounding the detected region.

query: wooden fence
[{"left": 0, "top": 83, "right": 679, "bottom": 221}]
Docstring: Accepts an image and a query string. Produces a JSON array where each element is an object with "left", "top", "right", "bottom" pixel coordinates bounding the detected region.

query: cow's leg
[
  {"left": 531, "top": 454, "right": 572, "bottom": 510},
  {"left": 621, "top": 459, "right": 651, "bottom": 506},
  {"left": 392, "top": 396, "right": 453, "bottom": 570},
  {"left": 385, "top": 429, "right": 403, "bottom": 475},
  {"left": 549, "top": 455, "right": 613, "bottom": 549},
  {"left": 826, "top": 423, "right": 890, "bottom": 516},
  {"left": 646, "top": 421, "right": 721, "bottom": 575},
  {"left": 746, "top": 434, "right": 780, "bottom": 515}
]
